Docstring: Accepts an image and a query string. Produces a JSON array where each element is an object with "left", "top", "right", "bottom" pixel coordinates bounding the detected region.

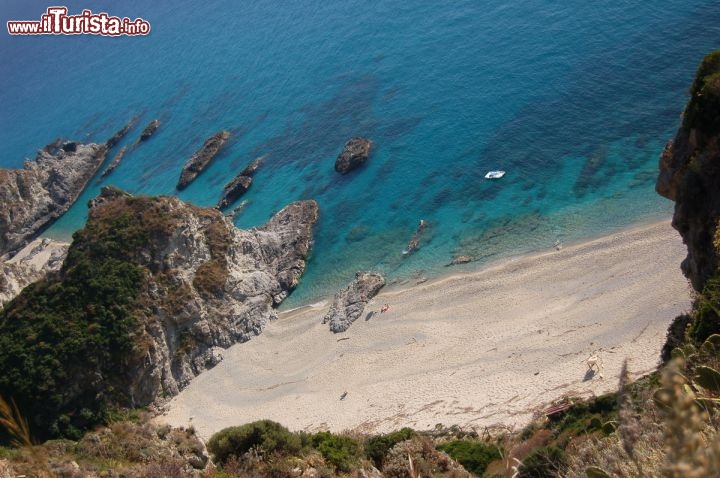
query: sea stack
[
  {"left": 335, "top": 137, "right": 373, "bottom": 174},
  {"left": 217, "top": 155, "right": 265, "bottom": 209},
  {"left": 138, "top": 119, "right": 160, "bottom": 142},
  {"left": 177, "top": 130, "right": 230, "bottom": 190}
]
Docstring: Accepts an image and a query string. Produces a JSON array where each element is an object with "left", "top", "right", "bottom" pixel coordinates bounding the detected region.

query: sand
[{"left": 161, "top": 220, "right": 693, "bottom": 439}]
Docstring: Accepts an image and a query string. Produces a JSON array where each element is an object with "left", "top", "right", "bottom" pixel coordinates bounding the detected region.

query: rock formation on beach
[
  {"left": 138, "top": 119, "right": 160, "bottom": 142},
  {"left": 0, "top": 237, "right": 69, "bottom": 307},
  {"left": 217, "top": 155, "right": 265, "bottom": 209},
  {"left": 334, "top": 137, "right": 372, "bottom": 174},
  {"left": 177, "top": 131, "right": 230, "bottom": 190},
  {"left": 323, "top": 271, "right": 385, "bottom": 332},
  {"left": 0, "top": 140, "right": 107, "bottom": 257},
  {"left": 0, "top": 186, "right": 318, "bottom": 438},
  {"left": 656, "top": 51, "right": 720, "bottom": 291}
]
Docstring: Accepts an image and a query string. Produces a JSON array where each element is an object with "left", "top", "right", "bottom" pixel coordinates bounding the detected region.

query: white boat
[{"left": 484, "top": 170, "right": 506, "bottom": 179}]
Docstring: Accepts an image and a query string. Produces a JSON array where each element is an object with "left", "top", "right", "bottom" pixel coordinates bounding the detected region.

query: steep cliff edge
[
  {"left": 0, "top": 187, "right": 318, "bottom": 439},
  {"left": 0, "top": 141, "right": 107, "bottom": 258},
  {"left": 657, "top": 51, "right": 720, "bottom": 291},
  {"left": 0, "top": 237, "right": 69, "bottom": 307}
]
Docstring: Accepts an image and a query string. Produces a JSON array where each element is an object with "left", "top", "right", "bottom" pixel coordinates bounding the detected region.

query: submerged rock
[
  {"left": 323, "top": 271, "right": 385, "bottom": 333},
  {"left": 446, "top": 255, "right": 473, "bottom": 266},
  {"left": 0, "top": 141, "right": 107, "bottom": 257},
  {"left": 335, "top": 137, "right": 373, "bottom": 174},
  {"left": 100, "top": 146, "right": 127, "bottom": 178},
  {"left": 106, "top": 116, "right": 138, "bottom": 149},
  {"left": 177, "top": 131, "right": 230, "bottom": 190},
  {"left": 138, "top": 119, "right": 160, "bottom": 142},
  {"left": 217, "top": 155, "right": 265, "bottom": 209}
]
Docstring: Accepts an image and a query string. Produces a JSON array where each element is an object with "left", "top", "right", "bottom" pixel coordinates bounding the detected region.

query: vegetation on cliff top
[
  {"left": 683, "top": 50, "right": 720, "bottom": 134},
  {"left": 0, "top": 194, "right": 193, "bottom": 441}
]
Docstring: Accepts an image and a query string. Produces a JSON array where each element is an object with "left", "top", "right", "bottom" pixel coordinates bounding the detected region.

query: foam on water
[{"left": 1, "top": 0, "right": 718, "bottom": 308}]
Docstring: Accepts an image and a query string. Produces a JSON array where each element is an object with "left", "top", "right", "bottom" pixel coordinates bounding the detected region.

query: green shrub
[
  {"left": 689, "top": 277, "right": 720, "bottom": 344},
  {"left": 311, "top": 431, "right": 362, "bottom": 473},
  {"left": 518, "top": 446, "right": 567, "bottom": 478},
  {"left": 436, "top": 439, "right": 501, "bottom": 476},
  {"left": 365, "top": 427, "right": 416, "bottom": 467},
  {"left": 207, "top": 420, "right": 303, "bottom": 465}
]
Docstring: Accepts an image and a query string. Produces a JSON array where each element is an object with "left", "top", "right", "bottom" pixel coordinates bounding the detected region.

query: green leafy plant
[
  {"left": 207, "top": 420, "right": 303, "bottom": 465},
  {"left": 436, "top": 439, "right": 501, "bottom": 476}
]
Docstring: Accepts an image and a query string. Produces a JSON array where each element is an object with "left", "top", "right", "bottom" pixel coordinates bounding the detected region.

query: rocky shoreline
[{"left": 0, "top": 140, "right": 107, "bottom": 258}]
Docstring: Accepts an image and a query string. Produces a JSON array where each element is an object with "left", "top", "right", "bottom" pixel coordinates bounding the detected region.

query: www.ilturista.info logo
[{"left": 7, "top": 7, "right": 150, "bottom": 36}]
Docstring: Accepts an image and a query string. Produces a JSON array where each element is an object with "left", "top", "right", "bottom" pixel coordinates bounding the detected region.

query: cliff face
[
  {"left": 87, "top": 188, "right": 319, "bottom": 404},
  {"left": 0, "top": 187, "right": 318, "bottom": 438},
  {"left": 656, "top": 51, "right": 720, "bottom": 291},
  {"left": 0, "top": 237, "right": 69, "bottom": 307},
  {"left": 0, "top": 141, "right": 107, "bottom": 258}
]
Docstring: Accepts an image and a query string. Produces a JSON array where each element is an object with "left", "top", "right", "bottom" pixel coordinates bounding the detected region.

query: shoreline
[{"left": 161, "top": 219, "right": 692, "bottom": 439}]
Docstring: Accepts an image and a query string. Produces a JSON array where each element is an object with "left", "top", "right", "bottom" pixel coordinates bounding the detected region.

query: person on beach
[{"left": 381, "top": 304, "right": 390, "bottom": 313}]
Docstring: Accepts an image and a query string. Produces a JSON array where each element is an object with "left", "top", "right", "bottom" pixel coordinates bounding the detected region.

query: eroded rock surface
[
  {"left": 323, "top": 271, "right": 385, "bottom": 333},
  {"left": 335, "top": 137, "right": 372, "bottom": 174},
  {"left": 0, "top": 141, "right": 107, "bottom": 257},
  {"left": 177, "top": 131, "right": 230, "bottom": 190}
]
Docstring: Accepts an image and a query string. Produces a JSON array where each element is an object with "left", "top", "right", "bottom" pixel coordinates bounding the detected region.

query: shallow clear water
[{"left": 1, "top": 1, "right": 718, "bottom": 307}]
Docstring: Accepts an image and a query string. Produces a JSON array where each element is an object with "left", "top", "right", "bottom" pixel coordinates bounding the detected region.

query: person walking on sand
[{"left": 381, "top": 304, "right": 390, "bottom": 313}]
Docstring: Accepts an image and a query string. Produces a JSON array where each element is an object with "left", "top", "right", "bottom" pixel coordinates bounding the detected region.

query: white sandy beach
[{"left": 161, "top": 221, "right": 692, "bottom": 439}]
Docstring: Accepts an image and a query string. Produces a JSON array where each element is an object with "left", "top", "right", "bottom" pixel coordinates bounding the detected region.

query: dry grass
[
  {"left": 0, "top": 395, "right": 32, "bottom": 448},
  {"left": 566, "top": 357, "right": 720, "bottom": 477}
]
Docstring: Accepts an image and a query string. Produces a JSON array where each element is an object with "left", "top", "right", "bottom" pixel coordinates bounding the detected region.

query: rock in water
[
  {"left": 100, "top": 146, "right": 127, "bottom": 178},
  {"left": 323, "top": 271, "right": 385, "bottom": 333},
  {"left": 218, "top": 175, "right": 252, "bottom": 209},
  {"left": 217, "top": 156, "right": 265, "bottom": 209},
  {"left": 0, "top": 141, "right": 107, "bottom": 257},
  {"left": 335, "top": 137, "right": 373, "bottom": 174},
  {"left": 446, "top": 255, "right": 473, "bottom": 266},
  {"left": 138, "top": 119, "right": 160, "bottom": 142},
  {"left": 177, "top": 131, "right": 230, "bottom": 190},
  {"left": 105, "top": 116, "right": 138, "bottom": 149}
]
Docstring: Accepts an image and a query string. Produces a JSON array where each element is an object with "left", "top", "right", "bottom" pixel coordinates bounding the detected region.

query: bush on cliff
[
  {"left": 365, "top": 427, "right": 416, "bottom": 467},
  {"left": 436, "top": 439, "right": 501, "bottom": 476},
  {"left": 0, "top": 198, "right": 168, "bottom": 441},
  {"left": 207, "top": 420, "right": 304, "bottom": 465},
  {"left": 683, "top": 50, "right": 720, "bottom": 134}
]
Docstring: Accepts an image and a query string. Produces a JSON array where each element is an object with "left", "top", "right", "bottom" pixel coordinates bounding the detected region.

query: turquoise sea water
[{"left": 1, "top": 1, "right": 719, "bottom": 308}]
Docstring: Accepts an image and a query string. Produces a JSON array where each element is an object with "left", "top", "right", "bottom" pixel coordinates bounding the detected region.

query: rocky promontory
[
  {"left": 656, "top": 51, "right": 720, "bottom": 291},
  {"left": 177, "top": 131, "right": 230, "bottom": 190},
  {"left": 334, "top": 137, "right": 372, "bottom": 174},
  {"left": 217, "top": 155, "right": 265, "bottom": 209},
  {"left": 0, "top": 141, "right": 107, "bottom": 257},
  {"left": 323, "top": 271, "right": 385, "bottom": 332},
  {"left": 0, "top": 186, "right": 318, "bottom": 438}
]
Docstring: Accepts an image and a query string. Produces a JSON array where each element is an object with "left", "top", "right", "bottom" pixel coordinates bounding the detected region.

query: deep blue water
[{"left": 1, "top": 1, "right": 719, "bottom": 307}]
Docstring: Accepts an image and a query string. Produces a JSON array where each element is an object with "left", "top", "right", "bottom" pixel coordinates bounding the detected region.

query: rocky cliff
[
  {"left": 656, "top": 51, "right": 720, "bottom": 291},
  {"left": 0, "top": 141, "right": 107, "bottom": 258},
  {"left": 0, "top": 237, "right": 68, "bottom": 307},
  {"left": 0, "top": 187, "right": 318, "bottom": 438}
]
